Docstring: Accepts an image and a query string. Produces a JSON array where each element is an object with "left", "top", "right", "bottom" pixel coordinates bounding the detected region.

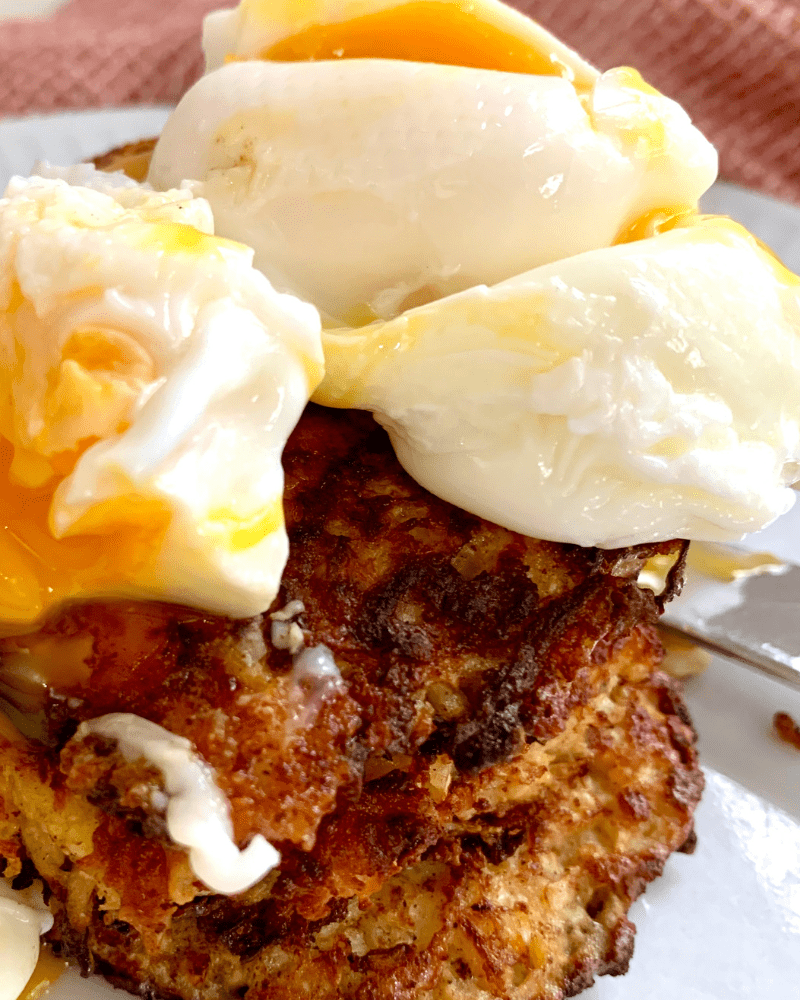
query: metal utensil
[{"left": 661, "top": 554, "right": 800, "bottom": 689}]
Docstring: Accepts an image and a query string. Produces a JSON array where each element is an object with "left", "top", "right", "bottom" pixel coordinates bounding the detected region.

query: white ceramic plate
[
  {"left": 0, "top": 106, "right": 173, "bottom": 188},
  {"left": 1, "top": 109, "right": 798, "bottom": 999}
]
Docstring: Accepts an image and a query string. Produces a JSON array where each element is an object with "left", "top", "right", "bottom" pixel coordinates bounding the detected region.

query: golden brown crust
[
  {"left": 1, "top": 638, "right": 700, "bottom": 1000},
  {"left": 0, "top": 405, "right": 700, "bottom": 1000},
  {"left": 92, "top": 138, "right": 157, "bottom": 181},
  {"left": 774, "top": 711, "right": 800, "bottom": 750}
]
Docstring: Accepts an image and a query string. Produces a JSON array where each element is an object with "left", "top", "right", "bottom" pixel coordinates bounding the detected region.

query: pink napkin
[
  {"left": 0, "top": 0, "right": 798, "bottom": 205},
  {"left": 0, "top": 0, "right": 218, "bottom": 114},
  {"left": 525, "top": 0, "right": 800, "bottom": 207}
]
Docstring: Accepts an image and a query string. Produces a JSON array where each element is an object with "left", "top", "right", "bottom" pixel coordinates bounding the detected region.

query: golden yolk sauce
[
  {"left": 588, "top": 68, "right": 698, "bottom": 240},
  {"left": 17, "top": 949, "right": 70, "bottom": 1000},
  {"left": 686, "top": 542, "right": 786, "bottom": 583},
  {"left": 617, "top": 212, "right": 799, "bottom": 285},
  {"left": 0, "top": 217, "right": 296, "bottom": 637},
  {"left": 613, "top": 205, "right": 696, "bottom": 245},
  {"left": 588, "top": 66, "right": 668, "bottom": 157},
  {"left": 0, "top": 708, "right": 25, "bottom": 742},
  {"left": 608, "top": 65, "right": 661, "bottom": 98},
  {"left": 0, "top": 274, "right": 169, "bottom": 633}
]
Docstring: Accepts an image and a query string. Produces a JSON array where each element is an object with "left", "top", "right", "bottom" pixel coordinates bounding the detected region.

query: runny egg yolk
[
  {"left": 0, "top": 170, "right": 325, "bottom": 636},
  {"left": 0, "top": 277, "right": 171, "bottom": 633},
  {"left": 676, "top": 213, "right": 800, "bottom": 288},
  {"left": 0, "top": 436, "right": 172, "bottom": 632},
  {"left": 258, "top": 0, "right": 594, "bottom": 90}
]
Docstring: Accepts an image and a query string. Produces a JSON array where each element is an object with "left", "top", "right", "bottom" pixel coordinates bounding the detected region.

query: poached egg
[
  {"left": 314, "top": 214, "right": 800, "bottom": 547},
  {"left": 147, "top": 0, "right": 800, "bottom": 549},
  {"left": 150, "top": 0, "right": 717, "bottom": 325},
  {"left": 0, "top": 166, "right": 323, "bottom": 634}
]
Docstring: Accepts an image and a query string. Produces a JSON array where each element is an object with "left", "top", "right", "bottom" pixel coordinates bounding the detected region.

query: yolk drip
[
  {"left": 613, "top": 205, "right": 696, "bottom": 245},
  {"left": 203, "top": 501, "right": 285, "bottom": 551},
  {"left": 1, "top": 633, "right": 93, "bottom": 695},
  {"left": 0, "top": 437, "right": 171, "bottom": 634},
  {"left": 260, "top": 1, "right": 595, "bottom": 90},
  {"left": 139, "top": 222, "right": 248, "bottom": 258},
  {"left": 304, "top": 355, "right": 326, "bottom": 392},
  {"left": 95, "top": 138, "right": 157, "bottom": 183},
  {"left": 615, "top": 212, "right": 800, "bottom": 289},
  {"left": 316, "top": 311, "right": 427, "bottom": 409}
]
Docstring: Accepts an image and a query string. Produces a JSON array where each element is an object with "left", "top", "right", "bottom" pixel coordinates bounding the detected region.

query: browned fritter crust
[
  {"left": 774, "top": 711, "right": 800, "bottom": 751},
  {"left": 92, "top": 138, "right": 158, "bottom": 182},
  {"left": 0, "top": 405, "right": 699, "bottom": 1000}
]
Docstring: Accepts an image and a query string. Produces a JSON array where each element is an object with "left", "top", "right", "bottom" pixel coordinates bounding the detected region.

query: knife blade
[{"left": 660, "top": 548, "right": 800, "bottom": 690}]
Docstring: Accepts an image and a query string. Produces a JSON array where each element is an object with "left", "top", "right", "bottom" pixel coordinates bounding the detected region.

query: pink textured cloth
[
  {"left": 0, "top": 0, "right": 218, "bottom": 113},
  {"left": 523, "top": 0, "right": 800, "bottom": 206},
  {"left": 0, "top": 0, "right": 797, "bottom": 203}
]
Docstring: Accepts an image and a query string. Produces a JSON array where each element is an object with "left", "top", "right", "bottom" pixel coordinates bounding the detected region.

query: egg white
[
  {"left": 0, "top": 168, "right": 323, "bottom": 629},
  {"left": 315, "top": 217, "right": 800, "bottom": 547},
  {"left": 148, "top": 58, "right": 717, "bottom": 324}
]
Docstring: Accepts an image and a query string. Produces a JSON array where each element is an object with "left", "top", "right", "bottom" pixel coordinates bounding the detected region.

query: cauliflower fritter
[{"left": 0, "top": 405, "right": 699, "bottom": 1000}]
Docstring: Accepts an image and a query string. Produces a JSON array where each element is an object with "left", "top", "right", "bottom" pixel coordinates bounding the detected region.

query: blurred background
[{"left": 0, "top": 0, "right": 797, "bottom": 204}]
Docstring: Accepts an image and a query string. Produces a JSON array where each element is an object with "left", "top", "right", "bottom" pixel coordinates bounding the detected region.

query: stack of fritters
[{"left": 0, "top": 404, "right": 701, "bottom": 1000}]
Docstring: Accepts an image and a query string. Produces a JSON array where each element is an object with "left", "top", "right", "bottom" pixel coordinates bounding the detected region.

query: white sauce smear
[
  {"left": 79, "top": 714, "right": 279, "bottom": 895},
  {"left": 289, "top": 644, "right": 345, "bottom": 728}
]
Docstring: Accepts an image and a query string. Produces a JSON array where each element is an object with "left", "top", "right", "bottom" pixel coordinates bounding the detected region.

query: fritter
[
  {"left": 774, "top": 711, "right": 800, "bottom": 751},
  {"left": 92, "top": 137, "right": 157, "bottom": 182},
  {"left": 0, "top": 404, "right": 700, "bottom": 1000}
]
